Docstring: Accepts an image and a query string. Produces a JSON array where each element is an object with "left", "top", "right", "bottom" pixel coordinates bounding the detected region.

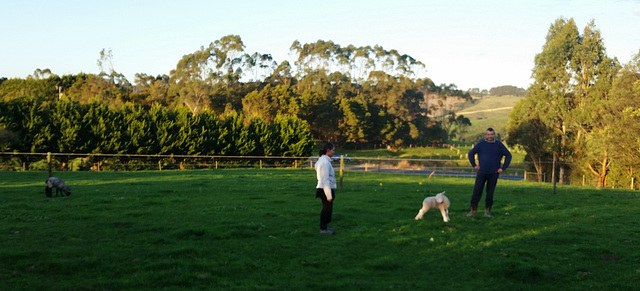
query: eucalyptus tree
[
  {"left": 170, "top": 35, "right": 247, "bottom": 114},
  {"left": 170, "top": 46, "right": 214, "bottom": 115},
  {"left": 290, "top": 40, "right": 338, "bottom": 77},
  {"left": 511, "top": 18, "right": 624, "bottom": 186},
  {"left": 265, "top": 61, "right": 295, "bottom": 87},
  {"left": 241, "top": 84, "right": 300, "bottom": 124},
  {"left": 241, "top": 86, "right": 275, "bottom": 123},
  {"left": 211, "top": 35, "right": 246, "bottom": 88},
  {"left": 605, "top": 52, "right": 640, "bottom": 188},
  {"left": 245, "top": 52, "right": 276, "bottom": 83},
  {"left": 133, "top": 73, "right": 170, "bottom": 107},
  {"left": 361, "top": 71, "right": 420, "bottom": 147},
  {"left": 527, "top": 17, "right": 581, "bottom": 184},
  {"left": 563, "top": 20, "right": 620, "bottom": 187},
  {"left": 295, "top": 68, "right": 338, "bottom": 141}
]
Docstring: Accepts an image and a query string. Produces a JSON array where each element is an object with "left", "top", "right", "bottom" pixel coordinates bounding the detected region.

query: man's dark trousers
[{"left": 470, "top": 172, "right": 499, "bottom": 207}]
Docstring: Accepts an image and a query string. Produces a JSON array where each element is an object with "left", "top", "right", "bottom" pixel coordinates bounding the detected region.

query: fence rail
[{"left": 0, "top": 152, "right": 527, "bottom": 180}]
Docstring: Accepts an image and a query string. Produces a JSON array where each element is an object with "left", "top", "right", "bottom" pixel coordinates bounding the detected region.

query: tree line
[
  {"left": 0, "top": 36, "right": 474, "bottom": 154},
  {"left": 507, "top": 17, "right": 640, "bottom": 188},
  {"left": 0, "top": 99, "right": 314, "bottom": 160}
]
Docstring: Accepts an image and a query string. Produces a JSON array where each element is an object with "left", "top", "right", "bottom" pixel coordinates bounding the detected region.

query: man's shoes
[
  {"left": 466, "top": 206, "right": 477, "bottom": 217},
  {"left": 484, "top": 207, "right": 492, "bottom": 218},
  {"left": 320, "top": 228, "right": 335, "bottom": 234}
]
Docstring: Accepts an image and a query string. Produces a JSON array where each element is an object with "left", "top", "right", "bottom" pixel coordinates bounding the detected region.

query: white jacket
[{"left": 315, "top": 155, "right": 336, "bottom": 200}]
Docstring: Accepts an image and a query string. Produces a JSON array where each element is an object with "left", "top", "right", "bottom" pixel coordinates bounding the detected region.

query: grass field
[
  {"left": 336, "top": 144, "right": 527, "bottom": 174},
  {"left": 456, "top": 95, "right": 523, "bottom": 143},
  {"left": 1, "top": 169, "right": 638, "bottom": 290}
]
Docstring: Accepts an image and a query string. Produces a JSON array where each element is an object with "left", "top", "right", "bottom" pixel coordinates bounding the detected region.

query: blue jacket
[{"left": 468, "top": 140, "right": 512, "bottom": 174}]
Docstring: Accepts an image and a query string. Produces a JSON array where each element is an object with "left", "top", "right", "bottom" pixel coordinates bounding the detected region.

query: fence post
[
  {"left": 47, "top": 152, "right": 52, "bottom": 177},
  {"left": 158, "top": 160, "right": 162, "bottom": 171},
  {"left": 339, "top": 156, "right": 344, "bottom": 192}
]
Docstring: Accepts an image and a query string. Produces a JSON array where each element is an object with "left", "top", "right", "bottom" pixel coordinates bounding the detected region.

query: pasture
[{"left": 1, "top": 169, "right": 638, "bottom": 290}]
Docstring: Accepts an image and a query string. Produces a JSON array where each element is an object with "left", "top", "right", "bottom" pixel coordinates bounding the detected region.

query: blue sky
[{"left": 2, "top": 0, "right": 639, "bottom": 90}]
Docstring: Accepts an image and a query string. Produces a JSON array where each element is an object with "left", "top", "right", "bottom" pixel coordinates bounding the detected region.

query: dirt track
[{"left": 457, "top": 106, "right": 513, "bottom": 115}]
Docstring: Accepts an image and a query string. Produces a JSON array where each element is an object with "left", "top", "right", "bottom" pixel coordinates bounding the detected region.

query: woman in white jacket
[{"left": 316, "top": 142, "right": 337, "bottom": 234}]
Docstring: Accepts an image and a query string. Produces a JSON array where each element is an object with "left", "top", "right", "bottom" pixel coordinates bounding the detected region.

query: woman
[{"left": 315, "top": 142, "right": 337, "bottom": 234}]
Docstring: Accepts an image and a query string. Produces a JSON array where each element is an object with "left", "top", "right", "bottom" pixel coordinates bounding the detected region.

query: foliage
[
  {"left": 0, "top": 35, "right": 465, "bottom": 149},
  {"left": 0, "top": 99, "right": 314, "bottom": 160},
  {"left": 507, "top": 17, "right": 640, "bottom": 188},
  {"left": 489, "top": 85, "right": 526, "bottom": 96}
]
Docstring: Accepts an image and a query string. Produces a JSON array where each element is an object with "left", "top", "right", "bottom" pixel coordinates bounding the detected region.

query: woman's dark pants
[{"left": 316, "top": 188, "right": 335, "bottom": 230}]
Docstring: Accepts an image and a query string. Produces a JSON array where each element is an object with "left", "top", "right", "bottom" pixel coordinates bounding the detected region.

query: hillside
[{"left": 454, "top": 95, "right": 524, "bottom": 143}]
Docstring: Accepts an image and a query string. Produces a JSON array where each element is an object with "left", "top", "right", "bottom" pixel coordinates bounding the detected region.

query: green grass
[
  {"left": 1, "top": 169, "right": 638, "bottom": 290},
  {"left": 338, "top": 146, "right": 471, "bottom": 159}
]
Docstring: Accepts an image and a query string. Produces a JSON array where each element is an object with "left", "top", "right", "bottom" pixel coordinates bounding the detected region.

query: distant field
[
  {"left": 455, "top": 95, "right": 524, "bottom": 142},
  {"left": 1, "top": 169, "right": 638, "bottom": 290},
  {"left": 336, "top": 144, "right": 527, "bottom": 171}
]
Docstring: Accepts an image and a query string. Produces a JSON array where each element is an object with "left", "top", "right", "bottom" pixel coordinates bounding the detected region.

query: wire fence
[
  {"left": 2, "top": 152, "right": 632, "bottom": 189},
  {"left": 0, "top": 151, "right": 526, "bottom": 180}
]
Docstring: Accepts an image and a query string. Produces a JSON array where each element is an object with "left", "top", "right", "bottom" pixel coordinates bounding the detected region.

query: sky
[{"left": 1, "top": 0, "right": 639, "bottom": 91}]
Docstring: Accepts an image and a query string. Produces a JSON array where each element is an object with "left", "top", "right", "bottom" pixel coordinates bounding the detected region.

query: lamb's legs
[{"left": 440, "top": 208, "right": 450, "bottom": 222}]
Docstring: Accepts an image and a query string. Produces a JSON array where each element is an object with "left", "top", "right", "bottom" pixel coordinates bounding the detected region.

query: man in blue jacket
[{"left": 467, "top": 128, "right": 512, "bottom": 218}]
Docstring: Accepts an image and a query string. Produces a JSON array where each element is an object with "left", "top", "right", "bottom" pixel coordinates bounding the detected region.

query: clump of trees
[
  {"left": 1, "top": 36, "right": 472, "bottom": 153},
  {"left": 489, "top": 85, "right": 526, "bottom": 97},
  {"left": 507, "top": 17, "right": 640, "bottom": 188}
]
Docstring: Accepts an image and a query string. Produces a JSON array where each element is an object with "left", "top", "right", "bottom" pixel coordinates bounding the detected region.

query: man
[{"left": 467, "top": 128, "right": 512, "bottom": 218}]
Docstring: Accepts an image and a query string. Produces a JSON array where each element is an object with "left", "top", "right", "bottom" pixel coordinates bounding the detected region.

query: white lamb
[{"left": 415, "top": 191, "right": 450, "bottom": 222}]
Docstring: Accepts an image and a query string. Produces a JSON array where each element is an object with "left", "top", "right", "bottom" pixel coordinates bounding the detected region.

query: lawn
[{"left": 1, "top": 169, "right": 638, "bottom": 290}]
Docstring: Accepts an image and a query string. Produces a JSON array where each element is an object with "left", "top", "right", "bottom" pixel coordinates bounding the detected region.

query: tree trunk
[
  {"left": 587, "top": 151, "right": 609, "bottom": 188},
  {"left": 530, "top": 153, "right": 544, "bottom": 182}
]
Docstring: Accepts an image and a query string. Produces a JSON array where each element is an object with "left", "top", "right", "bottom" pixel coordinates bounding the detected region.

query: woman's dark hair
[{"left": 319, "top": 142, "right": 335, "bottom": 156}]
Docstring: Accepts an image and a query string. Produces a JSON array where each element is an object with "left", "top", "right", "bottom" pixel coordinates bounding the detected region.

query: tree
[
  {"left": 271, "top": 114, "right": 315, "bottom": 157},
  {"left": 527, "top": 17, "right": 580, "bottom": 184},
  {"left": 605, "top": 51, "right": 640, "bottom": 188},
  {"left": 82, "top": 102, "right": 124, "bottom": 154},
  {"left": 489, "top": 85, "right": 525, "bottom": 96},
  {"left": 507, "top": 98, "right": 552, "bottom": 182},
  {"left": 50, "top": 99, "right": 84, "bottom": 153},
  {"left": 569, "top": 21, "right": 620, "bottom": 187},
  {"left": 170, "top": 46, "right": 214, "bottom": 115}
]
